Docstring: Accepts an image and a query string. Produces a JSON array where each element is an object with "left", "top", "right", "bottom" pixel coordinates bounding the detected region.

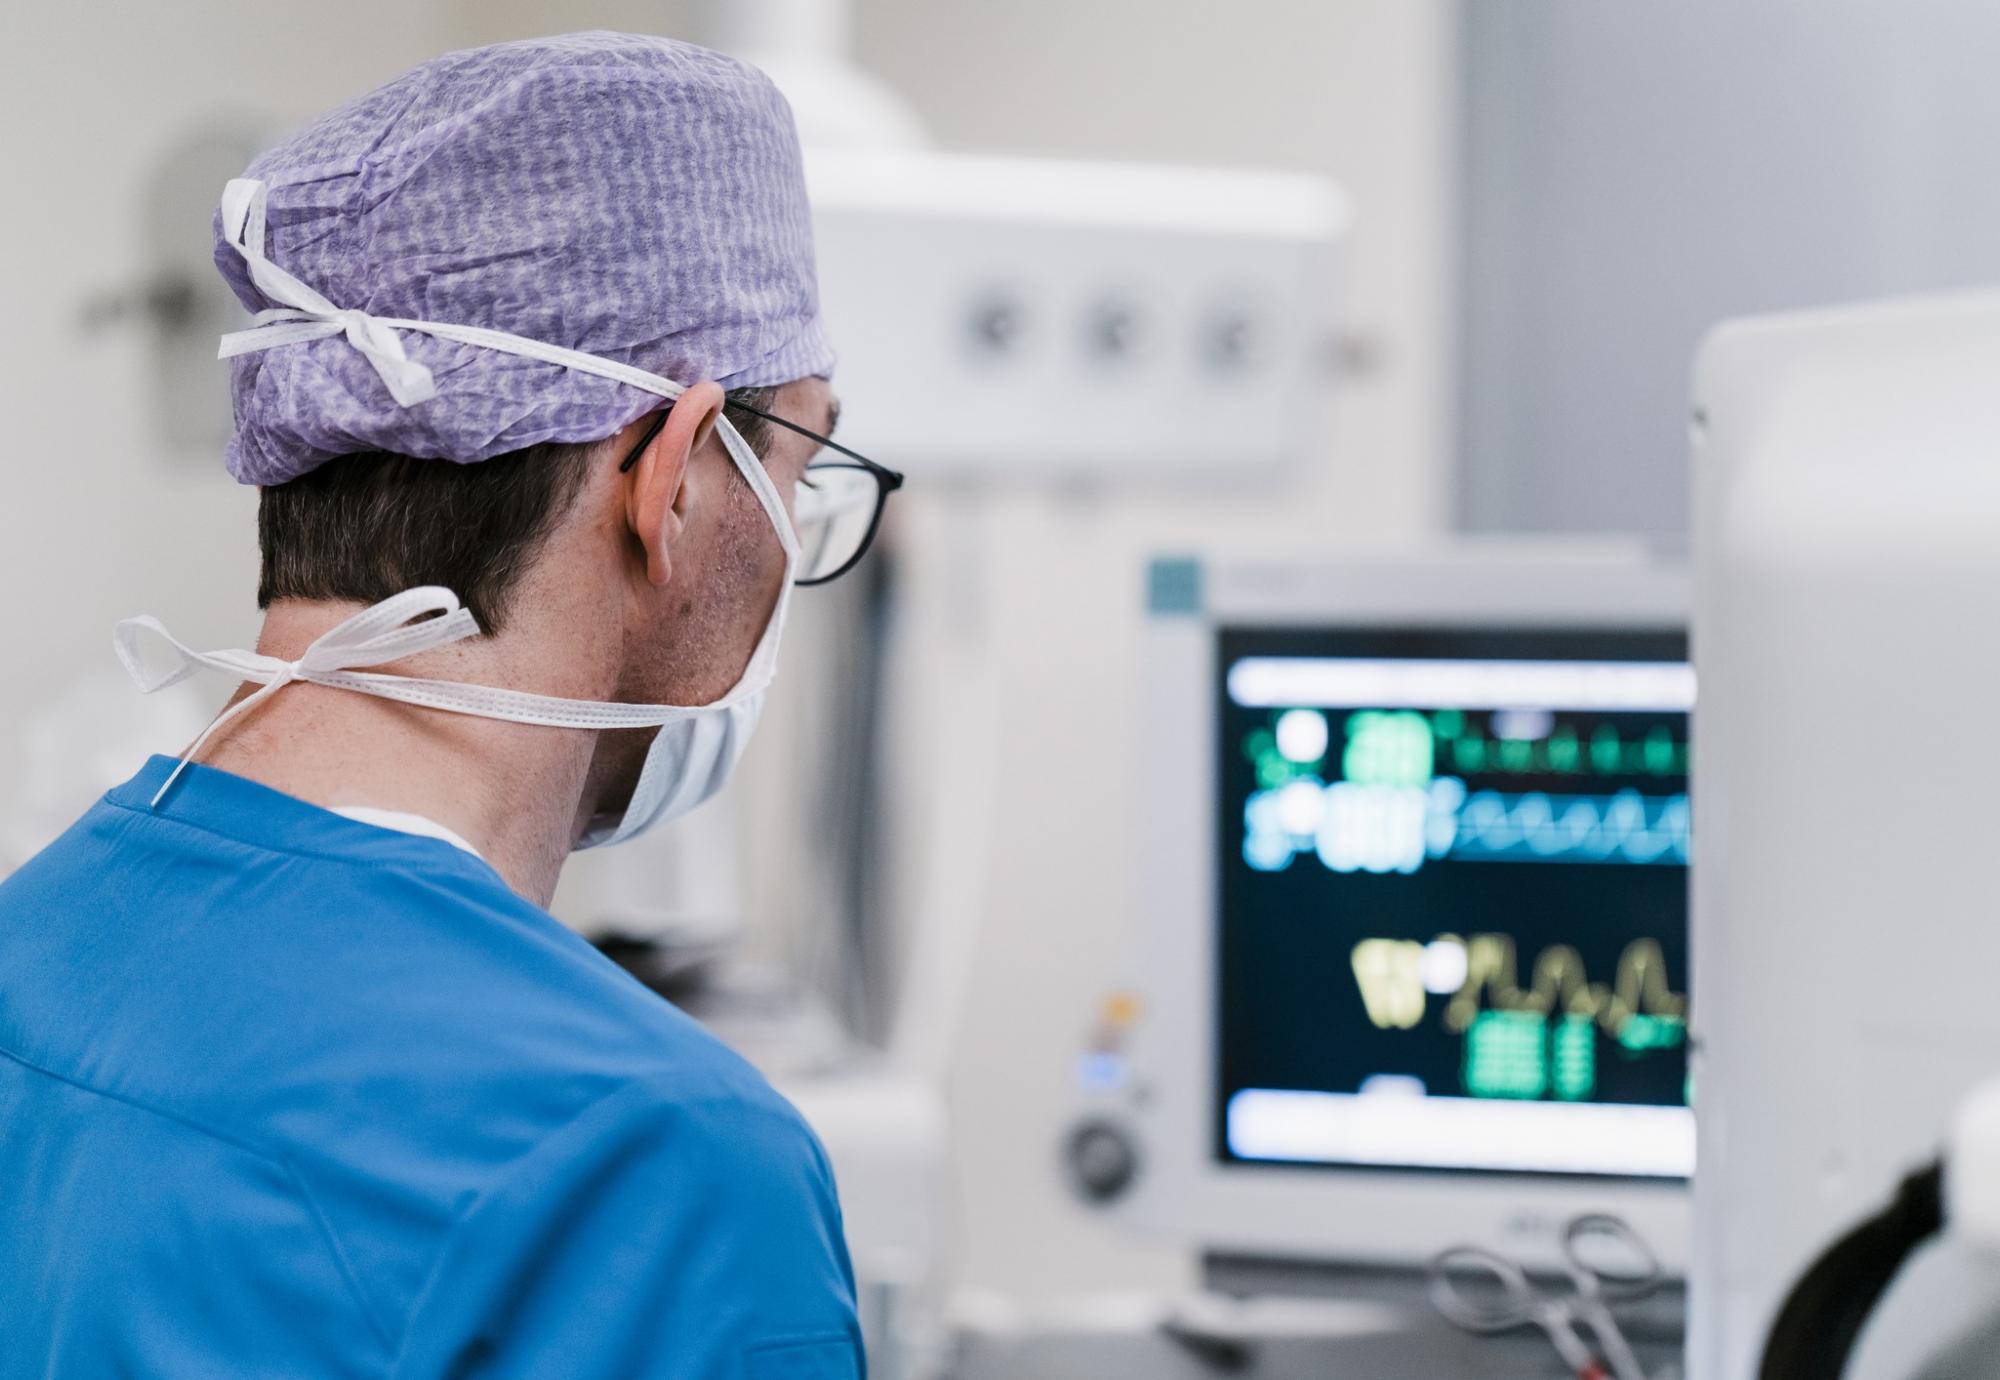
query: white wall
[
  {"left": 1459, "top": 0, "right": 2000, "bottom": 541},
  {"left": 0, "top": 3, "right": 456, "bottom": 837}
]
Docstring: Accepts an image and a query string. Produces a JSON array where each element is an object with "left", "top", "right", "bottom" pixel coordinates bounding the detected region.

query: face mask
[{"left": 116, "top": 179, "right": 802, "bottom": 848}]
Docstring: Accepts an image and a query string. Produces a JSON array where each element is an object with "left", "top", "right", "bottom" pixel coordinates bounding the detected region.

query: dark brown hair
[{"left": 257, "top": 391, "right": 774, "bottom": 632}]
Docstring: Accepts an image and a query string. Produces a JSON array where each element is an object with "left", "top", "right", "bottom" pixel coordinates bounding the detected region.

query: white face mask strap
[
  {"left": 283, "top": 426, "right": 795, "bottom": 746},
  {"left": 294, "top": 668, "right": 730, "bottom": 725},
  {"left": 119, "top": 571, "right": 789, "bottom": 808},
  {"left": 712, "top": 415, "right": 799, "bottom": 695},
  {"left": 119, "top": 587, "right": 483, "bottom": 805},
  {"left": 718, "top": 414, "right": 801, "bottom": 559}
]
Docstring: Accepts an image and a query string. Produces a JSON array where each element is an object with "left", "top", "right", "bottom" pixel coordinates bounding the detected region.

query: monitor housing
[
  {"left": 1121, "top": 548, "right": 1693, "bottom": 1274},
  {"left": 1688, "top": 291, "right": 2000, "bottom": 1375}
]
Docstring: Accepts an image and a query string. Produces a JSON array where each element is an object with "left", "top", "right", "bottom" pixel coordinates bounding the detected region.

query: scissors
[{"left": 1427, "top": 1213, "right": 1661, "bottom": 1380}]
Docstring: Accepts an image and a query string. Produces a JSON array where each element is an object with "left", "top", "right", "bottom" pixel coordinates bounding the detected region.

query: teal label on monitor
[{"left": 1147, "top": 557, "right": 1204, "bottom": 617}]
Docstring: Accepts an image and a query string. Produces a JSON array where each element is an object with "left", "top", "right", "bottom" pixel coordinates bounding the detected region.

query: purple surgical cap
[{"left": 214, "top": 31, "right": 833, "bottom": 487}]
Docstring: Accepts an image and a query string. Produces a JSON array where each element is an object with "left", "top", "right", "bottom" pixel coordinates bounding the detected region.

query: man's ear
[{"left": 622, "top": 382, "right": 726, "bottom": 588}]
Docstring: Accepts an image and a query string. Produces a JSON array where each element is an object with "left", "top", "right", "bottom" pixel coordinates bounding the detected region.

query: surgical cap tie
[
  {"left": 213, "top": 175, "right": 800, "bottom": 566},
  {"left": 207, "top": 34, "right": 832, "bottom": 485},
  {"left": 217, "top": 179, "right": 438, "bottom": 407},
  {"left": 217, "top": 177, "right": 714, "bottom": 415}
]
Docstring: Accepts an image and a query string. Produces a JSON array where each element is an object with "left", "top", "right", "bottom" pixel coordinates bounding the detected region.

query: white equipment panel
[
  {"left": 805, "top": 149, "right": 1347, "bottom": 479},
  {"left": 1690, "top": 291, "right": 2000, "bottom": 1378}
]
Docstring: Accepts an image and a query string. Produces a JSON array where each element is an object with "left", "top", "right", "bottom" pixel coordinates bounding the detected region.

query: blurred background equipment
[
  {"left": 997, "top": 548, "right": 1693, "bottom": 1376},
  {"left": 1117, "top": 550, "right": 1690, "bottom": 1265},
  {"left": 1691, "top": 290, "right": 2000, "bottom": 1380},
  {"left": 805, "top": 149, "right": 1344, "bottom": 479},
  {"left": 79, "top": 120, "right": 272, "bottom": 460}
]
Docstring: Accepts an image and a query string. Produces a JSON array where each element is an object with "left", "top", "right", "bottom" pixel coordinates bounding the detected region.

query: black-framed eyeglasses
[{"left": 618, "top": 398, "right": 905, "bottom": 587}]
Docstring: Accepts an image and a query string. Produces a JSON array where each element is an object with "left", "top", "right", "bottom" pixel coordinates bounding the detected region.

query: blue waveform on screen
[
  {"left": 1242, "top": 777, "right": 1688, "bottom": 873},
  {"left": 1449, "top": 787, "right": 1689, "bottom": 865}
]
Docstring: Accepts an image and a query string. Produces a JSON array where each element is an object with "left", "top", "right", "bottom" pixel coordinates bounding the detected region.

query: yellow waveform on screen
[{"left": 1442, "top": 935, "right": 1686, "bottom": 1037}]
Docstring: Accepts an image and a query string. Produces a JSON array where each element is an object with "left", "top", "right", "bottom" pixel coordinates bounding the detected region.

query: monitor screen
[{"left": 1216, "top": 626, "right": 1693, "bottom": 1179}]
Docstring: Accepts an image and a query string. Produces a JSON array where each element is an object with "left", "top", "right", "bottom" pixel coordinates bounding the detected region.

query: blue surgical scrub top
[{"left": 0, "top": 756, "right": 862, "bottom": 1378}]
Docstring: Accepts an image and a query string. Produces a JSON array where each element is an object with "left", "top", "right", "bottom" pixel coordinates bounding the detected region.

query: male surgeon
[{"left": 0, "top": 32, "right": 901, "bottom": 1378}]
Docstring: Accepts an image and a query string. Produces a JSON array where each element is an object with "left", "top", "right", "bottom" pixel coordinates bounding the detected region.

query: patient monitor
[{"left": 1113, "top": 552, "right": 1694, "bottom": 1274}]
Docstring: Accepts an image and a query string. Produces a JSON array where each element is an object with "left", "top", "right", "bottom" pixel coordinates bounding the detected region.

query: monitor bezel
[{"left": 1122, "top": 548, "right": 1692, "bottom": 1274}]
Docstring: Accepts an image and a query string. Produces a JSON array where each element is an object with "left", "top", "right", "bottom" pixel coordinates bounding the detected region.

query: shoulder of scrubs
[
  {"left": 393, "top": 1074, "right": 863, "bottom": 1380},
  {"left": 0, "top": 757, "right": 859, "bottom": 1378}
]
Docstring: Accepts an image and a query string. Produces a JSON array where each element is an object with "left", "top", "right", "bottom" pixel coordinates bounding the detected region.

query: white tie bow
[{"left": 114, "top": 587, "right": 481, "bottom": 805}]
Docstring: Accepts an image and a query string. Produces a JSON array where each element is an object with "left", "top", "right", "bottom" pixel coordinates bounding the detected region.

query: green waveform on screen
[
  {"left": 1244, "top": 708, "right": 1687, "bottom": 799},
  {"left": 1430, "top": 709, "right": 1685, "bottom": 780}
]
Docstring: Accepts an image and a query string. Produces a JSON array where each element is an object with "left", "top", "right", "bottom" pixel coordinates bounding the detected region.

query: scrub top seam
[
  {"left": 100, "top": 793, "right": 510, "bottom": 894},
  {"left": 432, "top": 1079, "right": 821, "bottom": 1236},
  {"left": 98, "top": 780, "right": 668, "bottom": 986},
  {"left": 0, "top": 1042, "right": 398, "bottom": 1355},
  {"left": 386, "top": 1077, "right": 644, "bottom": 1373},
  {"left": 95, "top": 790, "right": 632, "bottom": 984},
  {"left": 385, "top": 1076, "right": 820, "bottom": 1376}
]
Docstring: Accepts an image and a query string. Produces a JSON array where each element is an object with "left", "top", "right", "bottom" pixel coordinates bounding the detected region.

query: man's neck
[{"left": 195, "top": 599, "right": 625, "bottom": 907}]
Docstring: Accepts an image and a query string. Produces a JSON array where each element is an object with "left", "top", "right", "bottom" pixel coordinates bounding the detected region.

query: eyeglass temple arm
[{"left": 727, "top": 398, "right": 905, "bottom": 486}]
